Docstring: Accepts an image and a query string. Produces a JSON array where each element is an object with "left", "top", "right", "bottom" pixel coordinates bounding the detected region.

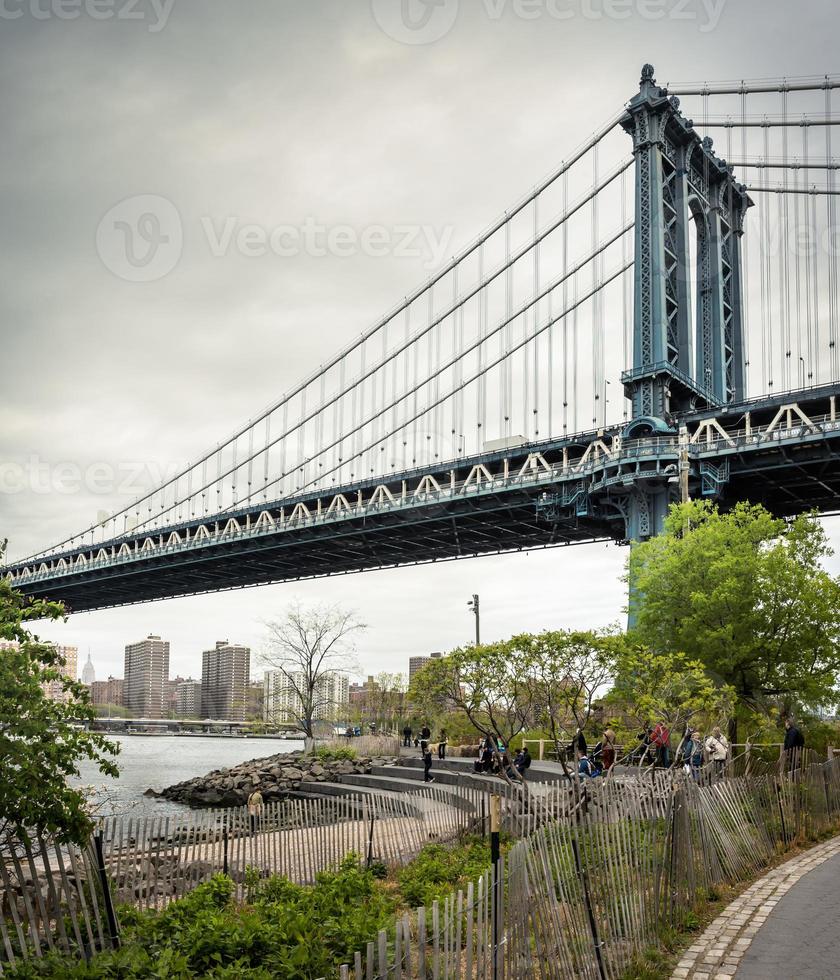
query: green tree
[
  {"left": 629, "top": 501, "right": 840, "bottom": 739},
  {"left": 515, "top": 629, "right": 616, "bottom": 756},
  {"left": 605, "top": 642, "right": 736, "bottom": 758},
  {"left": 408, "top": 641, "right": 532, "bottom": 757},
  {"left": 0, "top": 579, "right": 119, "bottom": 844}
]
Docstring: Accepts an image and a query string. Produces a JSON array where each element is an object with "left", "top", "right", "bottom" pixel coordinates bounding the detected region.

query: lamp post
[{"left": 467, "top": 594, "right": 480, "bottom": 646}]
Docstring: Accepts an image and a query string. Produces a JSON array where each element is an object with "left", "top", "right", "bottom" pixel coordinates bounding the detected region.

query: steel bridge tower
[{"left": 618, "top": 64, "right": 752, "bottom": 540}]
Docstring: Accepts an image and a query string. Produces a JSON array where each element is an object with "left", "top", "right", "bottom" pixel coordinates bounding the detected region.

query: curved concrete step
[{"left": 371, "top": 764, "right": 502, "bottom": 792}]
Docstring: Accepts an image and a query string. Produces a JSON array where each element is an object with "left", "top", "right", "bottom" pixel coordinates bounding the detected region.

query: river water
[{"left": 73, "top": 734, "right": 305, "bottom": 818}]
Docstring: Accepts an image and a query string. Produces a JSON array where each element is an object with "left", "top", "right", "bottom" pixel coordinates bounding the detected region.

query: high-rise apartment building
[
  {"left": 201, "top": 641, "right": 250, "bottom": 721},
  {"left": 176, "top": 679, "right": 202, "bottom": 718},
  {"left": 124, "top": 635, "right": 170, "bottom": 718},
  {"left": 43, "top": 645, "right": 79, "bottom": 702},
  {"left": 263, "top": 669, "right": 349, "bottom": 725},
  {"left": 408, "top": 651, "right": 442, "bottom": 681},
  {"left": 3, "top": 640, "right": 78, "bottom": 702},
  {"left": 90, "top": 676, "right": 124, "bottom": 708}
]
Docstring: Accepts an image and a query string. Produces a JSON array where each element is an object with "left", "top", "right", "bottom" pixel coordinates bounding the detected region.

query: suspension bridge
[{"left": 5, "top": 64, "right": 840, "bottom": 612}]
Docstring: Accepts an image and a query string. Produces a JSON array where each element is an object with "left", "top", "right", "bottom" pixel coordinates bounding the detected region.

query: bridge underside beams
[{"left": 18, "top": 492, "right": 615, "bottom": 613}]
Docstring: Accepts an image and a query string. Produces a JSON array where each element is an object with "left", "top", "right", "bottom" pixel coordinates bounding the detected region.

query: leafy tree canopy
[
  {"left": 408, "top": 629, "right": 618, "bottom": 754},
  {"left": 605, "top": 641, "right": 736, "bottom": 750},
  {"left": 0, "top": 579, "right": 119, "bottom": 844},
  {"left": 408, "top": 639, "right": 531, "bottom": 751},
  {"left": 628, "top": 501, "right": 840, "bottom": 723}
]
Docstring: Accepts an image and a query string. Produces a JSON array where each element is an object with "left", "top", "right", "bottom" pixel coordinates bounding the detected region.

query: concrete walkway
[{"left": 671, "top": 835, "right": 840, "bottom": 980}]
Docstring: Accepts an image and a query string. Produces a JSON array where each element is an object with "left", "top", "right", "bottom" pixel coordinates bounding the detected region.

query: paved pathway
[{"left": 671, "top": 835, "right": 840, "bottom": 980}]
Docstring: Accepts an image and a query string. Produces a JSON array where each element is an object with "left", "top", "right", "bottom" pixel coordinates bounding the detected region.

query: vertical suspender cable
[
  {"left": 263, "top": 415, "right": 270, "bottom": 501},
  {"left": 781, "top": 82, "right": 792, "bottom": 390},
  {"left": 504, "top": 219, "right": 512, "bottom": 437},
  {"left": 740, "top": 86, "right": 750, "bottom": 393},
  {"left": 477, "top": 244, "right": 485, "bottom": 448},
  {"left": 562, "top": 169, "right": 569, "bottom": 434},
  {"left": 803, "top": 125, "right": 814, "bottom": 383},
  {"left": 827, "top": 79, "right": 839, "bottom": 378},
  {"left": 592, "top": 143, "right": 600, "bottom": 426},
  {"left": 403, "top": 306, "right": 410, "bottom": 467},
  {"left": 532, "top": 194, "right": 540, "bottom": 437},
  {"left": 451, "top": 266, "right": 458, "bottom": 454},
  {"left": 762, "top": 121, "right": 773, "bottom": 391}
]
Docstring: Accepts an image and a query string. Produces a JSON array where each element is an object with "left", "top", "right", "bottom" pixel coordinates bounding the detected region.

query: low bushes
[
  {"left": 5, "top": 838, "right": 494, "bottom": 979},
  {"left": 6, "top": 857, "right": 394, "bottom": 979}
]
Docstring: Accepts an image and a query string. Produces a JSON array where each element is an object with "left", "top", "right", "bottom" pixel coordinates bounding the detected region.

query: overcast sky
[{"left": 2, "top": 0, "right": 839, "bottom": 683}]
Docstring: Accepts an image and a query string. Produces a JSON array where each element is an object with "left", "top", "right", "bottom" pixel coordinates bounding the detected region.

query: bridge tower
[{"left": 619, "top": 64, "right": 752, "bottom": 540}]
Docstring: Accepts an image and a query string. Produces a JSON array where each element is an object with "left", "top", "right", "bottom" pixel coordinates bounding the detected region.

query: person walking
[
  {"left": 421, "top": 740, "right": 434, "bottom": 782},
  {"left": 247, "top": 788, "right": 264, "bottom": 835},
  {"left": 704, "top": 726, "right": 730, "bottom": 776},
  {"left": 784, "top": 717, "right": 805, "bottom": 768},
  {"left": 438, "top": 729, "right": 448, "bottom": 760},
  {"left": 402, "top": 723, "right": 413, "bottom": 747},
  {"left": 421, "top": 722, "right": 431, "bottom": 743}
]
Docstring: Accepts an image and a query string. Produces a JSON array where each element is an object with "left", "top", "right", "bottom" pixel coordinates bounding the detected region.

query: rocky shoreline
[{"left": 152, "top": 750, "right": 396, "bottom": 808}]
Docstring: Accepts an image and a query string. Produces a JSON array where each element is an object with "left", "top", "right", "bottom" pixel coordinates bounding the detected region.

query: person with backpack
[
  {"left": 682, "top": 730, "right": 703, "bottom": 780},
  {"left": 516, "top": 746, "right": 532, "bottom": 776},
  {"left": 704, "top": 727, "right": 730, "bottom": 776},
  {"left": 568, "top": 727, "right": 587, "bottom": 762}
]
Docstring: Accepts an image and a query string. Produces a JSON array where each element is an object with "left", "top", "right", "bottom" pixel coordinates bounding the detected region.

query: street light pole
[{"left": 467, "top": 594, "right": 481, "bottom": 646}]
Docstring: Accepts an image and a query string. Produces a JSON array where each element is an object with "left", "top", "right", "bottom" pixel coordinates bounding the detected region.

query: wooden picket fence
[
  {"left": 4, "top": 752, "right": 837, "bottom": 976},
  {"left": 0, "top": 781, "right": 503, "bottom": 972},
  {"left": 336, "top": 752, "right": 840, "bottom": 979},
  {"left": 0, "top": 831, "right": 118, "bottom": 972},
  {"left": 96, "top": 784, "right": 493, "bottom": 908}
]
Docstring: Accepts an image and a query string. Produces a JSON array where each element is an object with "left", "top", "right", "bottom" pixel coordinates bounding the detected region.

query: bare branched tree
[{"left": 262, "top": 602, "right": 365, "bottom": 739}]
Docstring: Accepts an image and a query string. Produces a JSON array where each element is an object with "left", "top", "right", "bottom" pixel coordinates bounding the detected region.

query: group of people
[
  {"left": 630, "top": 723, "right": 732, "bottom": 777},
  {"left": 472, "top": 736, "right": 532, "bottom": 780},
  {"left": 567, "top": 728, "right": 618, "bottom": 779}
]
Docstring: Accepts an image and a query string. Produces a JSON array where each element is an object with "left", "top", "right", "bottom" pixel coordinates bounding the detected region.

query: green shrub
[
  {"left": 396, "top": 837, "right": 492, "bottom": 908},
  {"left": 5, "top": 861, "right": 393, "bottom": 980},
  {"left": 314, "top": 746, "right": 357, "bottom": 762}
]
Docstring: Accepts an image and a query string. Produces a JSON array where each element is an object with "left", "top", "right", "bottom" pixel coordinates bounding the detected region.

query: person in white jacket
[{"left": 704, "top": 727, "right": 730, "bottom": 776}]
